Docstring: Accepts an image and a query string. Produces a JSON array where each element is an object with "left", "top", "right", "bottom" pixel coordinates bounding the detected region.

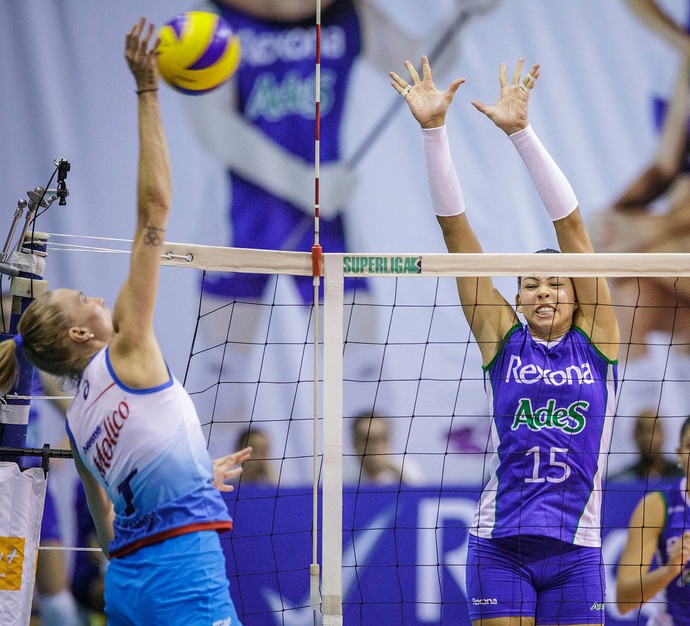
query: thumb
[
  {"left": 446, "top": 77, "right": 465, "bottom": 99},
  {"left": 471, "top": 100, "right": 489, "bottom": 115}
]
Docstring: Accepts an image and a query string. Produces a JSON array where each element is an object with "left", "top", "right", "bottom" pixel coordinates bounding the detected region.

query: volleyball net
[
  {"left": 176, "top": 245, "right": 690, "bottom": 624},
  {"left": 5, "top": 238, "right": 690, "bottom": 624}
]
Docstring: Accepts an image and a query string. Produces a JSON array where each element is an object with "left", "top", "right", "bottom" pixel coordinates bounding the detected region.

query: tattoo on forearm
[{"left": 143, "top": 225, "right": 165, "bottom": 246}]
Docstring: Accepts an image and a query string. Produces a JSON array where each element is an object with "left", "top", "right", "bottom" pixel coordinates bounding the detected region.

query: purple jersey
[
  {"left": 657, "top": 478, "right": 690, "bottom": 623},
  {"left": 203, "top": 0, "right": 366, "bottom": 302},
  {"left": 474, "top": 324, "right": 618, "bottom": 547}
]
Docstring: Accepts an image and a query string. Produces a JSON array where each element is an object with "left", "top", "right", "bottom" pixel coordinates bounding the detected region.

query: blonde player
[{"left": 0, "top": 18, "right": 249, "bottom": 625}]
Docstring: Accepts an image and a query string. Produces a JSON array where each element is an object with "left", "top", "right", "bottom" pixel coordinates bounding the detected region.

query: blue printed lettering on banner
[
  {"left": 246, "top": 70, "right": 336, "bottom": 121},
  {"left": 239, "top": 24, "right": 346, "bottom": 67}
]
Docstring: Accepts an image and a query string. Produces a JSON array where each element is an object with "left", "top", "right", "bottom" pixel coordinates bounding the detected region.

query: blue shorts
[
  {"left": 104, "top": 530, "right": 241, "bottom": 626},
  {"left": 466, "top": 534, "right": 605, "bottom": 624}
]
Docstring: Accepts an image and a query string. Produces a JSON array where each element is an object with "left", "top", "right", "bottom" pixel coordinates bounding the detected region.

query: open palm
[
  {"left": 390, "top": 55, "right": 464, "bottom": 129},
  {"left": 472, "top": 59, "right": 540, "bottom": 135}
]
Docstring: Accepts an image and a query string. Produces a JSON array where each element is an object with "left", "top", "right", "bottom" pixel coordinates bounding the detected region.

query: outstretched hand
[
  {"left": 471, "top": 58, "right": 540, "bottom": 136},
  {"left": 390, "top": 55, "right": 464, "bottom": 129},
  {"left": 213, "top": 446, "right": 253, "bottom": 492},
  {"left": 125, "top": 17, "right": 159, "bottom": 92}
]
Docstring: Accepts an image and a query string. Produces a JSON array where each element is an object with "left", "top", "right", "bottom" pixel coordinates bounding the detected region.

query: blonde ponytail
[{"left": 0, "top": 338, "right": 21, "bottom": 395}]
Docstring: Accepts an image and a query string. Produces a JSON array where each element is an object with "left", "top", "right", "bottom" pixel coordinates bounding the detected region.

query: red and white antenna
[{"left": 310, "top": 0, "right": 324, "bottom": 624}]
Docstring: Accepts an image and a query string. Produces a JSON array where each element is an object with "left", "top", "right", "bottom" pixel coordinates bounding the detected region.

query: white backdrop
[{"left": 0, "top": 0, "right": 687, "bottom": 486}]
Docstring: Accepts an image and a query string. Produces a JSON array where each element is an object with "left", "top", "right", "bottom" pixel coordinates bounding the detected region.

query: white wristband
[
  {"left": 509, "top": 124, "right": 578, "bottom": 221},
  {"left": 421, "top": 125, "right": 466, "bottom": 217}
]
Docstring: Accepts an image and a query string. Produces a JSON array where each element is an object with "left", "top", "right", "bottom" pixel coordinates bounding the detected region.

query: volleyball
[{"left": 157, "top": 11, "right": 241, "bottom": 95}]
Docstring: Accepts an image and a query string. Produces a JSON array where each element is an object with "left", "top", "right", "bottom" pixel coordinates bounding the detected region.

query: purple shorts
[{"left": 466, "top": 534, "right": 605, "bottom": 624}]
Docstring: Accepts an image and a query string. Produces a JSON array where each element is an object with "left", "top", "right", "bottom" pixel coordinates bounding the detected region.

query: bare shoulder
[{"left": 108, "top": 333, "right": 169, "bottom": 389}]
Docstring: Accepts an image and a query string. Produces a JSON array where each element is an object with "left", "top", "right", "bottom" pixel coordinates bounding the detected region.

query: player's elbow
[
  {"left": 615, "top": 600, "right": 638, "bottom": 616},
  {"left": 615, "top": 584, "right": 641, "bottom": 615},
  {"left": 139, "top": 189, "right": 172, "bottom": 218},
  {"left": 653, "top": 160, "right": 682, "bottom": 185}
]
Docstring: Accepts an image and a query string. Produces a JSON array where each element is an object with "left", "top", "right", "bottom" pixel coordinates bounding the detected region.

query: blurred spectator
[
  {"left": 235, "top": 426, "right": 277, "bottom": 484},
  {"left": 344, "top": 413, "right": 423, "bottom": 486},
  {"left": 609, "top": 409, "right": 683, "bottom": 481},
  {"left": 615, "top": 414, "right": 690, "bottom": 622}
]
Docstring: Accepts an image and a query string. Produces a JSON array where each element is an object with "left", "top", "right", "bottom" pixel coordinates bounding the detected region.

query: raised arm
[
  {"left": 613, "top": 55, "right": 690, "bottom": 211},
  {"left": 390, "top": 56, "right": 518, "bottom": 364},
  {"left": 626, "top": 0, "right": 690, "bottom": 54},
  {"left": 616, "top": 491, "right": 690, "bottom": 613},
  {"left": 108, "top": 18, "right": 172, "bottom": 388},
  {"left": 551, "top": 212, "right": 618, "bottom": 360},
  {"left": 472, "top": 59, "right": 619, "bottom": 360}
]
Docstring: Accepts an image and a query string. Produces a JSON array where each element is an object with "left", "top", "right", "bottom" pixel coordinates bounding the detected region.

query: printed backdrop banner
[
  {"left": 0, "top": 463, "right": 46, "bottom": 626},
  {"left": 222, "top": 483, "right": 661, "bottom": 626},
  {"left": 0, "top": 1, "right": 687, "bottom": 486}
]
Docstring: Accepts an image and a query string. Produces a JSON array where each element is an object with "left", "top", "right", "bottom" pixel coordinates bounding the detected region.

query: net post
[
  {"left": 0, "top": 232, "right": 49, "bottom": 465},
  {"left": 0, "top": 232, "right": 50, "bottom": 620},
  {"left": 311, "top": 241, "right": 323, "bottom": 620},
  {"left": 321, "top": 253, "right": 344, "bottom": 624}
]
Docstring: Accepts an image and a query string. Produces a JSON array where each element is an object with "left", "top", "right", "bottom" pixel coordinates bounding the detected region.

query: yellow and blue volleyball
[{"left": 157, "top": 12, "right": 241, "bottom": 95}]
